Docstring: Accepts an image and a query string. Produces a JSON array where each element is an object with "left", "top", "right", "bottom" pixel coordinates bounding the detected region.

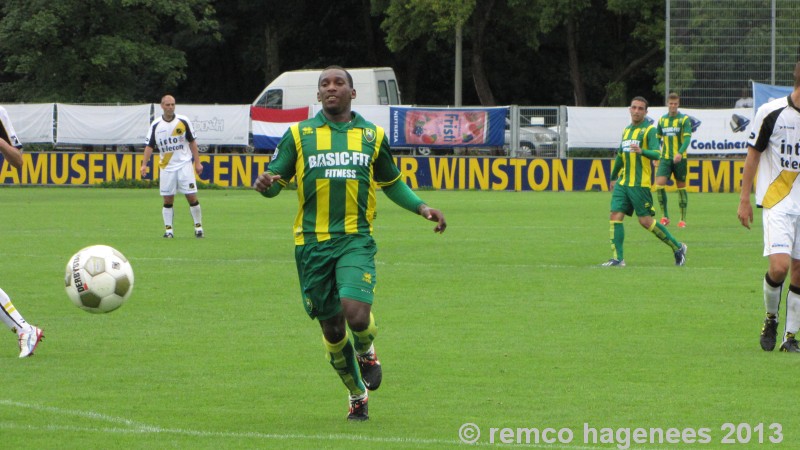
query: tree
[
  {"left": 185, "top": 0, "right": 400, "bottom": 103},
  {"left": 0, "top": 0, "right": 219, "bottom": 102},
  {"left": 374, "top": 0, "right": 663, "bottom": 107},
  {"left": 376, "top": 0, "right": 485, "bottom": 104},
  {"left": 526, "top": 0, "right": 663, "bottom": 106},
  {"left": 0, "top": 0, "right": 668, "bottom": 106}
]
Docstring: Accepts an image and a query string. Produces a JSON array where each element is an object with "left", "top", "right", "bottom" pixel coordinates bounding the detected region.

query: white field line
[{"left": 1, "top": 399, "right": 641, "bottom": 449}]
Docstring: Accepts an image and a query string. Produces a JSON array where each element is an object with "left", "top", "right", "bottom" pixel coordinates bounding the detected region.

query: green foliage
[
  {"left": 375, "top": 0, "right": 665, "bottom": 106},
  {"left": 0, "top": 0, "right": 219, "bottom": 102},
  {"left": 0, "top": 0, "right": 670, "bottom": 106},
  {"left": 567, "top": 148, "right": 616, "bottom": 158},
  {"left": 605, "top": 80, "right": 628, "bottom": 106},
  {"left": 666, "top": 1, "right": 799, "bottom": 101},
  {"left": 532, "top": 0, "right": 592, "bottom": 32},
  {"left": 94, "top": 178, "right": 159, "bottom": 189},
  {"left": 94, "top": 178, "right": 224, "bottom": 189},
  {"left": 2, "top": 189, "right": 794, "bottom": 449}
]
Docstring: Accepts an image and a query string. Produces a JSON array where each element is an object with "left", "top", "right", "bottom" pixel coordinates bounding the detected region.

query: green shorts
[
  {"left": 655, "top": 157, "right": 688, "bottom": 182},
  {"left": 294, "top": 234, "right": 377, "bottom": 321},
  {"left": 610, "top": 184, "right": 656, "bottom": 217}
]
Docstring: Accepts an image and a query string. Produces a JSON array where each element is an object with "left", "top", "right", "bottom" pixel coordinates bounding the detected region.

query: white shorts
[
  {"left": 159, "top": 164, "right": 198, "bottom": 196},
  {"left": 763, "top": 208, "right": 800, "bottom": 258}
]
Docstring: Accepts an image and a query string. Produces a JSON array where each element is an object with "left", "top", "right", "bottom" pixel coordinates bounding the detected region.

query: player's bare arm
[
  {"left": 140, "top": 146, "right": 154, "bottom": 177},
  {"left": 190, "top": 140, "right": 202, "bottom": 175},
  {"left": 738, "top": 146, "right": 760, "bottom": 229},
  {"left": 0, "top": 138, "right": 23, "bottom": 170},
  {"left": 253, "top": 172, "right": 282, "bottom": 193},
  {"left": 418, "top": 204, "right": 447, "bottom": 233}
]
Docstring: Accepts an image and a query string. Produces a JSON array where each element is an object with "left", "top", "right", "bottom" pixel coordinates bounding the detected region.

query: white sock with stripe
[
  {"left": 162, "top": 206, "right": 174, "bottom": 232},
  {"left": 0, "top": 287, "right": 30, "bottom": 335}
]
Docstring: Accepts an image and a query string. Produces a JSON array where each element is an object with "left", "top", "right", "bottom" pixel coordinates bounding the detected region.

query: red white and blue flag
[{"left": 250, "top": 106, "right": 310, "bottom": 150}]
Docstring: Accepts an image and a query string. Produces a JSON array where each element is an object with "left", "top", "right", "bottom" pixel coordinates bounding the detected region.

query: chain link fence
[{"left": 667, "top": 0, "right": 800, "bottom": 108}]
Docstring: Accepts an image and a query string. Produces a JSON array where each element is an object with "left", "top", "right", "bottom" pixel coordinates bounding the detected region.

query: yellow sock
[
  {"left": 351, "top": 312, "right": 378, "bottom": 355},
  {"left": 323, "top": 332, "right": 365, "bottom": 395}
]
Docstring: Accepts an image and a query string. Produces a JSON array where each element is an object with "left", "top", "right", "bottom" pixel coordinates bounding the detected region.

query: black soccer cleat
[
  {"left": 357, "top": 348, "right": 382, "bottom": 391},
  {"left": 760, "top": 316, "right": 778, "bottom": 351},
  {"left": 780, "top": 333, "right": 800, "bottom": 353},
  {"left": 347, "top": 394, "right": 369, "bottom": 421}
]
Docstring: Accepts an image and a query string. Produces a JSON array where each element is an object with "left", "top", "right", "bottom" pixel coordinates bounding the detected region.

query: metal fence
[
  {"left": 394, "top": 105, "right": 567, "bottom": 158},
  {"left": 666, "top": 0, "right": 800, "bottom": 108}
]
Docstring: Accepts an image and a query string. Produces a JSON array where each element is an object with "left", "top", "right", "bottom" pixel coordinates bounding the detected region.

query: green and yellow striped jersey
[
  {"left": 614, "top": 122, "right": 659, "bottom": 188},
  {"left": 268, "top": 111, "right": 402, "bottom": 245},
  {"left": 656, "top": 113, "right": 692, "bottom": 159}
]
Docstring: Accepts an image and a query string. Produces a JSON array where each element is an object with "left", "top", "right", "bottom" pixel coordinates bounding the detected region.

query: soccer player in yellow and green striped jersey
[
  {"left": 253, "top": 66, "right": 446, "bottom": 421},
  {"left": 654, "top": 92, "right": 692, "bottom": 228},
  {"left": 602, "top": 96, "right": 686, "bottom": 267}
]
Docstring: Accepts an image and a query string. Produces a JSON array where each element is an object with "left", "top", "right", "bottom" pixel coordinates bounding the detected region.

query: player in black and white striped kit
[
  {"left": 140, "top": 95, "right": 205, "bottom": 238},
  {"left": 739, "top": 61, "right": 800, "bottom": 353}
]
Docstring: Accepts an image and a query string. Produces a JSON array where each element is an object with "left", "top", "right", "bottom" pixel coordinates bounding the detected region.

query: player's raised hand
[
  {"left": 253, "top": 172, "right": 281, "bottom": 193},
  {"left": 419, "top": 205, "right": 446, "bottom": 233}
]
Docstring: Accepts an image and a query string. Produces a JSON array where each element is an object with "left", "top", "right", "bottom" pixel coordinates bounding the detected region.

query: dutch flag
[{"left": 251, "top": 106, "right": 310, "bottom": 150}]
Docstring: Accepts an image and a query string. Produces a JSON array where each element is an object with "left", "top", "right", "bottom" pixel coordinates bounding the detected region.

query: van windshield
[
  {"left": 388, "top": 80, "right": 400, "bottom": 104},
  {"left": 256, "top": 89, "right": 283, "bottom": 109},
  {"left": 377, "top": 81, "right": 389, "bottom": 105}
]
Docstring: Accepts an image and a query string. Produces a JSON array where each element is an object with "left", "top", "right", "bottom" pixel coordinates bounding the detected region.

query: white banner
[
  {"left": 567, "top": 106, "right": 754, "bottom": 155},
  {"left": 56, "top": 104, "right": 150, "bottom": 145},
  {"left": 2, "top": 103, "right": 54, "bottom": 144},
  {"left": 155, "top": 104, "right": 250, "bottom": 146}
]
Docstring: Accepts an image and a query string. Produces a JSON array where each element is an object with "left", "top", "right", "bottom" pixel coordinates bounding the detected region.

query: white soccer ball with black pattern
[{"left": 64, "top": 245, "right": 134, "bottom": 313}]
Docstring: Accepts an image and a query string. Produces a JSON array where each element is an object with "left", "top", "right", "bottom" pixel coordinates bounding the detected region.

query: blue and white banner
[
  {"left": 389, "top": 106, "right": 507, "bottom": 147},
  {"left": 0, "top": 152, "right": 747, "bottom": 193},
  {"left": 752, "top": 81, "right": 792, "bottom": 112}
]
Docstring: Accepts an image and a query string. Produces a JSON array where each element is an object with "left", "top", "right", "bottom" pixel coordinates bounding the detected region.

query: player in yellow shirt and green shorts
[
  {"left": 655, "top": 92, "right": 693, "bottom": 228},
  {"left": 603, "top": 96, "right": 687, "bottom": 267},
  {"left": 254, "top": 66, "right": 447, "bottom": 421}
]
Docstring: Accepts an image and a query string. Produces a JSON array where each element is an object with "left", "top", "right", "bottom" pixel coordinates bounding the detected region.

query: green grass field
[{"left": 1, "top": 187, "right": 795, "bottom": 449}]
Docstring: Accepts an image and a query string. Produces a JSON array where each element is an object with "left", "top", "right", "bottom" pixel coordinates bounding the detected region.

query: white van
[{"left": 252, "top": 67, "right": 401, "bottom": 109}]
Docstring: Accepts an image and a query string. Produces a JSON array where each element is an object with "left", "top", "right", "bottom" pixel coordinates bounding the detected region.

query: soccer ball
[{"left": 64, "top": 245, "right": 134, "bottom": 313}]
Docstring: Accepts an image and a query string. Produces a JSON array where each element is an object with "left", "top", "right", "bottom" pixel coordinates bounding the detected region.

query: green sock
[
  {"left": 351, "top": 312, "right": 378, "bottom": 355},
  {"left": 610, "top": 221, "right": 624, "bottom": 260},
  {"left": 650, "top": 222, "right": 680, "bottom": 251},
  {"left": 323, "top": 332, "right": 365, "bottom": 396},
  {"left": 678, "top": 188, "right": 688, "bottom": 221},
  {"left": 656, "top": 186, "right": 668, "bottom": 218}
]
